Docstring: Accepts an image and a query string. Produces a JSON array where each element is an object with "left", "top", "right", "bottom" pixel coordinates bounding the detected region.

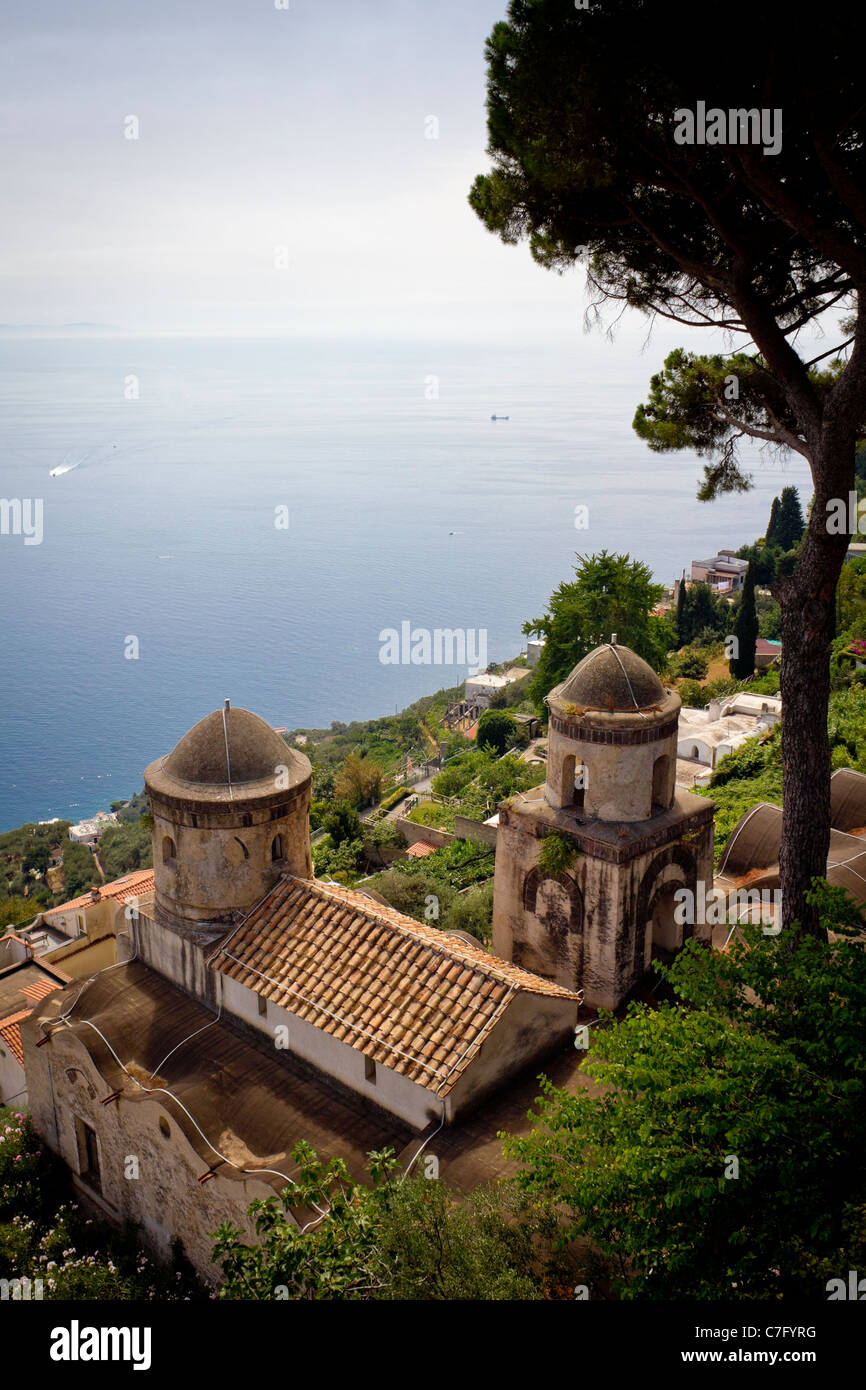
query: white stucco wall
[
  {"left": 0, "top": 1044, "right": 27, "bottom": 1108},
  {"left": 219, "top": 973, "right": 440, "bottom": 1130}
]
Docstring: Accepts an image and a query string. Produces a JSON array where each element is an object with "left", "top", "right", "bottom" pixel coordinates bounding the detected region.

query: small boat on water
[{"left": 490, "top": 414, "right": 510, "bottom": 421}]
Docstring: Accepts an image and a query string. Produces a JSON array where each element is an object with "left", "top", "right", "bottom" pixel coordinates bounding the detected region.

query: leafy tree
[
  {"left": 22, "top": 844, "right": 49, "bottom": 877},
  {"left": 98, "top": 820, "right": 152, "bottom": 878},
  {"left": 440, "top": 880, "right": 495, "bottom": 945},
  {"left": 394, "top": 711, "right": 422, "bottom": 747},
  {"left": 506, "top": 887, "right": 866, "bottom": 1300},
  {"left": 334, "top": 753, "right": 383, "bottom": 809},
  {"left": 61, "top": 840, "right": 98, "bottom": 898},
  {"left": 523, "top": 551, "right": 668, "bottom": 707},
  {"left": 0, "top": 897, "right": 38, "bottom": 928},
  {"left": 457, "top": 753, "right": 543, "bottom": 821},
  {"left": 736, "top": 539, "right": 779, "bottom": 587},
  {"left": 676, "top": 582, "right": 728, "bottom": 648},
  {"left": 674, "top": 649, "right": 709, "bottom": 681},
  {"left": 212, "top": 1141, "right": 567, "bottom": 1300},
  {"left": 322, "top": 802, "right": 362, "bottom": 848},
  {"left": 312, "top": 835, "right": 364, "bottom": 881},
  {"left": 756, "top": 590, "right": 783, "bottom": 640},
  {"left": 730, "top": 563, "right": 759, "bottom": 678},
  {"left": 677, "top": 679, "right": 707, "bottom": 709},
  {"left": 476, "top": 709, "right": 516, "bottom": 755},
  {"left": 836, "top": 556, "right": 866, "bottom": 634},
  {"left": 432, "top": 751, "right": 487, "bottom": 799},
  {"left": 361, "top": 820, "right": 403, "bottom": 853},
  {"left": 371, "top": 867, "right": 456, "bottom": 925},
  {"left": 469, "top": 0, "right": 866, "bottom": 938}
]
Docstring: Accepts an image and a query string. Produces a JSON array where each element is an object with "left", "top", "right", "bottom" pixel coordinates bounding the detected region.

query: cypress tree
[
  {"left": 777, "top": 485, "right": 805, "bottom": 551},
  {"left": 676, "top": 572, "right": 687, "bottom": 644},
  {"left": 730, "top": 563, "right": 758, "bottom": 679},
  {"left": 765, "top": 495, "right": 782, "bottom": 549}
]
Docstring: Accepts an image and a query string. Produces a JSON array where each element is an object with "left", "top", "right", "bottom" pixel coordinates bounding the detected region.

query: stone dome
[
  {"left": 145, "top": 703, "right": 310, "bottom": 802},
  {"left": 552, "top": 643, "right": 666, "bottom": 715}
]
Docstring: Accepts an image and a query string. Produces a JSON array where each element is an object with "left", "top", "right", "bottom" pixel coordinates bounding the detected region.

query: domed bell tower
[
  {"left": 144, "top": 700, "right": 312, "bottom": 933},
  {"left": 492, "top": 641, "right": 715, "bottom": 1011}
]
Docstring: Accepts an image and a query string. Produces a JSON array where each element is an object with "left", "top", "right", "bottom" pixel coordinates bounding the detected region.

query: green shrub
[
  {"left": 538, "top": 832, "right": 580, "bottom": 878},
  {"left": 677, "top": 679, "right": 706, "bottom": 708}
]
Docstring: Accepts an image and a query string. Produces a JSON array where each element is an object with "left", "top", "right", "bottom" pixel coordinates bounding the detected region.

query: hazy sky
[{"left": 0, "top": 0, "right": 598, "bottom": 339}]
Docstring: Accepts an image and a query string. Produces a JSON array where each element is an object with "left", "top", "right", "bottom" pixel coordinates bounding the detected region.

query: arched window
[
  {"left": 233, "top": 837, "right": 249, "bottom": 859},
  {"left": 557, "top": 753, "right": 576, "bottom": 806},
  {"left": 162, "top": 835, "right": 176, "bottom": 864},
  {"left": 652, "top": 754, "right": 671, "bottom": 809},
  {"left": 271, "top": 834, "right": 284, "bottom": 862},
  {"left": 574, "top": 761, "right": 587, "bottom": 809}
]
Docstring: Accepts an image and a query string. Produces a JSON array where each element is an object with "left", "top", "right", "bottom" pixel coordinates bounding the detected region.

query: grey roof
[
  {"left": 555, "top": 643, "right": 666, "bottom": 713},
  {"left": 830, "top": 768, "right": 866, "bottom": 833},
  {"left": 27, "top": 961, "right": 412, "bottom": 1193},
  {"left": 145, "top": 706, "right": 311, "bottom": 802},
  {"left": 696, "top": 554, "right": 749, "bottom": 570}
]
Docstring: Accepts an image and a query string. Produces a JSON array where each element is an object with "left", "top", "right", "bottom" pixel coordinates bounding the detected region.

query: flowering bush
[
  {"left": 0, "top": 1106, "right": 206, "bottom": 1299},
  {"left": 0, "top": 1111, "right": 59, "bottom": 1224}
]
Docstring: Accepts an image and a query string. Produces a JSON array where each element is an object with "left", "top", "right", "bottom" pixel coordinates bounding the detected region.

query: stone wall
[
  {"left": 453, "top": 816, "right": 498, "bottom": 847},
  {"left": 493, "top": 792, "right": 714, "bottom": 1011},
  {"left": 21, "top": 1018, "right": 272, "bottom": 1286},
  {"left": 394, "top": 818, "right": 453, "bottom": 849}
]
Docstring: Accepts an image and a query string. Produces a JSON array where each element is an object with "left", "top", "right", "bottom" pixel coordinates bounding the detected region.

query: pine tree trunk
[{"left": 777, "top": 466, "right": 851, "bottom": 941}]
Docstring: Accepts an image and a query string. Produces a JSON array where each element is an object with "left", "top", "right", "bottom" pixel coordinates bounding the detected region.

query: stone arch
[
  {"left": 522, "top": 866, "right": 583, "bottom": 938},
  {"left": 162, "top": 835, "right": 176, "bottom": 864},
  {"left": 271, "top": 833, "right": 284, "bottom": 862},
  {"left": 633, "top": 844, "right": 698, "bottom": 977},
  {"left": 554, "top": 750, "right": 588, "bottom": 809},
  {"left": 517, "top": 865, "right": 583, "bottom": 980},
  {"left": 558, "top": 753, "right": 576, "bottom": 807}
]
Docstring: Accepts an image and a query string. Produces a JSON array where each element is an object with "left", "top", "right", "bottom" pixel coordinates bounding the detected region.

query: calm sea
[{"left": 0, "top": 332, "right": 811, "bottom": 831}]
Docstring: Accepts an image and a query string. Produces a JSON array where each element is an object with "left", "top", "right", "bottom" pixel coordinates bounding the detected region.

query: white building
[
  {"left": 68, "top": 811, "right": 118, "bottom": 845},
  {"left": 464, "top": 673, "right": 509, "bottom": 709},
  {"left": 677, "top": 692, "right": 781, "bottom": 770},
  {"left": 690, "top": 551, "right": 749, "bottom": 594}
]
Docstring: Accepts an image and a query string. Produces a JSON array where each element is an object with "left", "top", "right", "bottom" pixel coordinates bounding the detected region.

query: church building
[{"left": 22, "top": 645, "right": 714, "bottom": 1282}]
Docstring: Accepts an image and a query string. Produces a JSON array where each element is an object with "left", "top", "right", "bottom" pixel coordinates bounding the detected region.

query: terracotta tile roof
[
  {"left": 19, "top": 978, "right": 63, "bottom": 1004},
  {"left": 404, "top": 841, "right": 437, "bottom": 858},
  {"left": 0, "top": 1009, "right": 31, "bottom": 1067},
  {"left": 46, "top": 870, "right": 155, "bottom": 917},
  {"left": 210, "top": 875, "right": 578, "bottom": 1097}
]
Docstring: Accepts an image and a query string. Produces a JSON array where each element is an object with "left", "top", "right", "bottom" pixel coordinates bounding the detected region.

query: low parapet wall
[{"left": 454, "top": 816, "right": 498, "bottom": 847}]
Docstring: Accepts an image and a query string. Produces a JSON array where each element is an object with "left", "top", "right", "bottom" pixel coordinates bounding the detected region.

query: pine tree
[{"left": 730, "top": 563, "right": 758, "bottom": 679}]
